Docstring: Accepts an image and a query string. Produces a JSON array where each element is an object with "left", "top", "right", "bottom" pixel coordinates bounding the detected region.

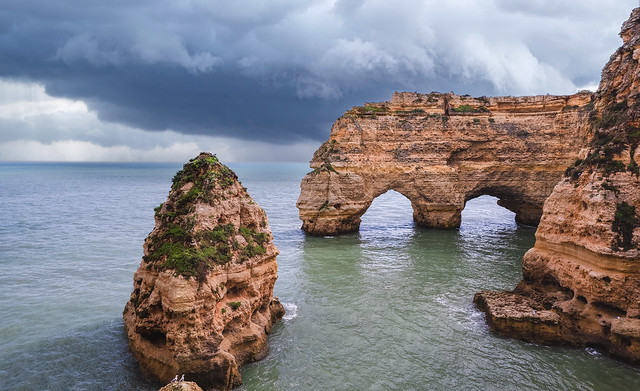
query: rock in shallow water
[
  {"left": 159, "top": 381, "right": 203, "bottom": 391},
  {"left": 476, "top": 7, "right": 640, "bottom": 364},
  {"left": 123, "top": 153, "right": 284, "bottom": 390}
]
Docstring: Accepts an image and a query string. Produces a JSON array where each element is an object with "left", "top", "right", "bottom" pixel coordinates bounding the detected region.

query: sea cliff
[
  {"left": 298, "top": 7, "right": 640, "bottom": 365},
  {"left": 475, "top": 8, "right": 640, "bottom": 363}
]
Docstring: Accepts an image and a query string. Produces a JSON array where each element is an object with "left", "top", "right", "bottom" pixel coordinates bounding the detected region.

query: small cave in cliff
[
  {"left": 222, "top": 316, "right": 245, "bottom": 335},
  {"left": 140, "top": 329, "right": 167, "bottom": 348},
  {"left": 591, "top": 301, "right": 627, "bottom": 318}
]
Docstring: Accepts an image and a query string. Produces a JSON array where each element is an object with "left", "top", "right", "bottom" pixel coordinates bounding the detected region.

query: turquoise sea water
[{"left": 1, "top": 162, "right": 639, "bottom": 390}]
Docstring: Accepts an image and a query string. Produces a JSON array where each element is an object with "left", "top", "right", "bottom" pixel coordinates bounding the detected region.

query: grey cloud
[{"left": 0, "top": 0, "right": 636, "bottom": 144}]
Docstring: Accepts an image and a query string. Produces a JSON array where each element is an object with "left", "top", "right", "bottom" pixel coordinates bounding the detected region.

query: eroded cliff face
[
  {"left": 123, "top": 153, "right": 284, "bottom": 390},
  {"left": 297, "top": 91, "right": 593, "bottom": 235},
  {"left": 475, "top": 8, "right": 640, "bottom": 363}
]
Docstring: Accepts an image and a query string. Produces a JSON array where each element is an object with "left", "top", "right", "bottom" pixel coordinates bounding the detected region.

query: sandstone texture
[
  {"left": 159, "top": 381, "right": 204, "bottom": 391},
  {"left": 476, "top": 8, "right": 640, "bottom": 363},
  {"left": 123, "top": 153, "right": 284, "bottom": 390},
  {"left": 297, "top": 90, "right": 593, "bottom": 235}
]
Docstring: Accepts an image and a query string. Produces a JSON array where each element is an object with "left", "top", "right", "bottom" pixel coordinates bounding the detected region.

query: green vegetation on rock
[
  {"left": 395, "top": 108, "right": 426, "bottom": 115},
  {"left": 601, "top": 181, "right": 620, "bottom": 196},
  {"left": 346, "top": 105, "right": 389, "bottom": 117},
  {"left": 451, "top": 104, "right": 489, "bottom": 113},
  {"left": 314, "top": 139, "right": 340, "bottom": 163},
  {"left": 567, "top": 99, "right": 640, "bottom": 180},
  {"left": 143, "top": 153, "right": 270, "bottom": 281},
  {"left": 362, "top": 105, "right": 388, "bottom": 113},
  {"left": 612, "top": 202, "right": 638, "bottom": 250},
  {"left": 309, "top": 162, "right": 339, "bottom": 176},
  {"left": 239, "top": 226, "right": 267, "bottom": 262},
  {"left": 144, "top": 222, "right": 234, "bottom": 280},
  {"left": 144, "top": 219, "right": 270, "bottom": 280},
  {"left": 171, "top": 153, "right": 238, "bottom": 197}
]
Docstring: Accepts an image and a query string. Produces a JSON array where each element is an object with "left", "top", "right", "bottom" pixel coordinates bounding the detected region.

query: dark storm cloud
[{"left": 0, "top": 0, "right": 635, "bottom": 143}]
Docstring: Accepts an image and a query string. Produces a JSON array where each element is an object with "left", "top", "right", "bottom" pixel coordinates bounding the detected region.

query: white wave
[
  {"left": 585, "top": 347, "right": 601, "bottom": 356},
  {"left": 282, "top": 302, "right": 298, "bottom": 321}
]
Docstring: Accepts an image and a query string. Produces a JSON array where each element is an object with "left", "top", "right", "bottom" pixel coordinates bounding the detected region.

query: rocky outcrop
[
  {"left": 159, "top": 381, "right": 204, "bottom": 391},
  {"left": 297, "top": 90, "right": 593, "bottom": 235},
  {"left": 475, "top": 8, "right": 640, "bottom": 363},
  {"left": 123, "top": 153, "right": 284, "bottom": 390}
]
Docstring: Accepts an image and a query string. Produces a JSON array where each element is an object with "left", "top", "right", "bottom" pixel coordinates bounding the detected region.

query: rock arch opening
[
  {"left": 460, "top": 195, "right": 517, "bottom": 230},
  {"left": 360, "top": 190, "right": 414, "bottom": 233}
]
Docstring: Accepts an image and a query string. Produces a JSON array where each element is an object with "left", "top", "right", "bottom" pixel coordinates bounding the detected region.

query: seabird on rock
[
  {"left": 179, "top": 374, "right": 185, "bottom": 382},
  {"left": 171, "top": 375, "right": 178, "bottom": 383}
]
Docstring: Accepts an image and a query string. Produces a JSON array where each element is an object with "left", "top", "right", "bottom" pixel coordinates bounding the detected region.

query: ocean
[{"left": 1, "top": 162, "right": 639, "bottom": 390}]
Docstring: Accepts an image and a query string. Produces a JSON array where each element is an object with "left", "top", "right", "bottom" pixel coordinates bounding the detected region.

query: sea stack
[
  {"left": 123, "top": 153, "right": 284, "bottom": 390},
  {"left": 475, "top": 8, "right": 640, "bottom": 363}
]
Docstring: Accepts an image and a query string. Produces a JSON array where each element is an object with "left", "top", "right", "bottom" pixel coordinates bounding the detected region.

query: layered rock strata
[
  {"left": 124, "top": 153, "right": 284, "bottom": 390},
  {"left": 475, "top": 8, "right": 640, "bottom": 363},
  {"left": 297, "top": 90, "right": 593, "bottom": 235}
]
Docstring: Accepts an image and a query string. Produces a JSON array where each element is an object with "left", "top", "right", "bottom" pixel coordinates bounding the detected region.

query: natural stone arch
[{"left": 297, "top": 91, "right": 593, "bottom": 236}]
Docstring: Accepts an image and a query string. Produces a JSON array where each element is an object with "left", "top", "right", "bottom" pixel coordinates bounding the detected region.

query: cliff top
[
  {"left": 343, "top": 90, "right": 593, "bottom": 119},
  {"left": 567, "top": 8, "right": 640, "bottom": 179}
]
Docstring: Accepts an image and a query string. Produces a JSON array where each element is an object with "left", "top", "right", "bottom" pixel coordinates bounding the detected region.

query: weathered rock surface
[
  {"left": 476, "top": 8, "right": 640, "bottom": 364},
  {"left": 159, "top": 381, "right": 204, "bottom": 391},
  {"left": 297, "top": 90, "right": 593, "bottom": 235},
  {"left": 123, "top": 153, "right": 284, "bottom": 390}
]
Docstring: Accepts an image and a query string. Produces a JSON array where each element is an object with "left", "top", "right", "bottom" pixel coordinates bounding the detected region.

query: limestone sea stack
[
  {"left": 475, "top": 8, "right": 640, "bottom": 363},
  {"left": 297, "top": 90, "right": 593, "bottom": 235},
  {"left": 123, "top": 153, "right": 284, "bottom": 390}
]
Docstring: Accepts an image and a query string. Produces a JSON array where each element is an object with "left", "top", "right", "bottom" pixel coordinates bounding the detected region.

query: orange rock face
[
  {"left": 123, "top": 153, "right": 284, "bottom": 390},
  {"left": 159, "top": 381, "right": 204, "bottom": 391},
  {"left": 475, "top": 8, "right": 640, "bottom": 364},
  {"left": 297, "top": 91, "right": 593, "bottom": 235}
]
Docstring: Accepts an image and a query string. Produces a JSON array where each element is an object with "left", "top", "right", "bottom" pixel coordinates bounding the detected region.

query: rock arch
[{"left": 297, "top": 91, "right": 593, "bottom": 236}]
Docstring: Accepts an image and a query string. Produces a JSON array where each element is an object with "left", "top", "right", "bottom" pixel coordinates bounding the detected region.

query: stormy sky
[{"left": 0, "top": 0, "right": 636, "bottom": 162}]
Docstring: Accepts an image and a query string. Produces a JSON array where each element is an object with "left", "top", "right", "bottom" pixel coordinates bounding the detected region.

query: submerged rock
[
  {"left": 123, "top": 153, "right": 284, "bottom": 390},
  {"left": 476, "top": 8, "right": 640, "bottom": 364}
]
